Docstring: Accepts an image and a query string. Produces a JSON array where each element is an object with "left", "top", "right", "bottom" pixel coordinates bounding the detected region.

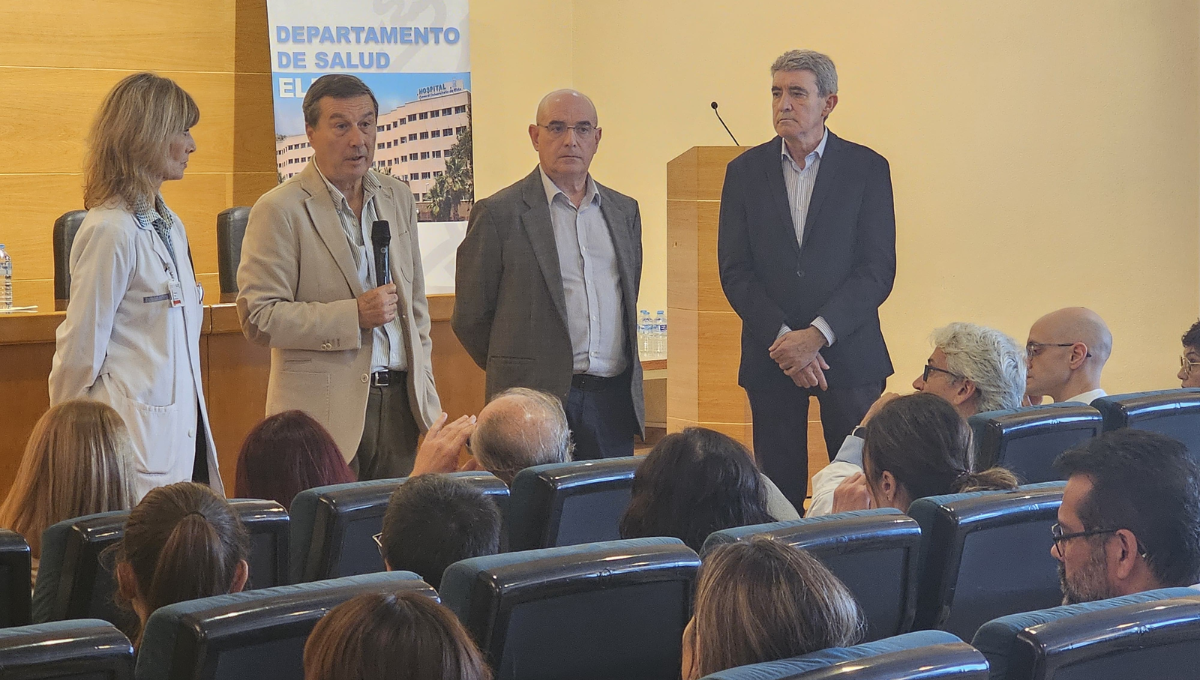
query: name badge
[{"left": 168, "top": 281, "right": 184, "bottom": 308}]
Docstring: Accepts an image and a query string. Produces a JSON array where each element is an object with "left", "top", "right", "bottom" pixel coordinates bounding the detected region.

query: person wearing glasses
[
  {"left": 1178, "top": 320, "right": 1200, "bottom": 388},
  {"left": 808, "top": 322, "right": 1025, "bottom": 515},
  {"left": 1052, "top": 429, "right": 1200, "bottom": 604},
  {"left": 1024, "top": 307, "right": 1110, "bottom": 406},
  {"left": 453, "top": 90, "right": 644, "bottom": 460}
]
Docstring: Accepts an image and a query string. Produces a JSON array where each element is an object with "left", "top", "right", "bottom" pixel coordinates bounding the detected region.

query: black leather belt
[
  {"left": 370, "top": 370, "right": 407, "bottom": 387},
  {"left": 571, "top": 373, "right": 621, "bottom": 391}
]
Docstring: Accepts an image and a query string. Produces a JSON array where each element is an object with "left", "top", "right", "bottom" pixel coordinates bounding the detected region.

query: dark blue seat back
[
  {"left": 0, "top": 619, "right": 133, "bottom": 679},
  {"left": 289, "top": 472, "right": 509, "bottom": 582},
  {"left": 702, "top": 509, "right": 921, "bottom": 641},
  {"left": 973, "top": 587, "right": 1200, "bottom": 680},
  {"left": 440, "top": 537, "right": 699, "bottom": 680},
  {"left": 969, "top": 404, "right": 1103, "bottom": 484},
  {"left": 34, "top": 501, "right": 289, "bottom": 627},
  {"left": 1093, "top": 390, "right": 1200, "bottom": 461},
  {"left": 507, "top": 457, "right": 642, "bottom": 551},
  {"left": 216, "top": 207, "right": 251, "bottom": 300},
  {"left": 0, "top": 529, "right": 31, "bottom": 627},
  {"left": 135, "top": 572, "right": 434, "bottom": 680},
  {"left": 699, "top": 630, "right": 986, "bottom": 680},
  {"left": 909, "top": 483, "right": 1064, "bottom": 641},
  {"left": 53, "top": 210, "right": 87, "bottom": 309}
]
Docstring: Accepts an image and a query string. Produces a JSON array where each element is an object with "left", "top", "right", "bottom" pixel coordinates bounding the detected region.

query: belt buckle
[{"left": 371, "top": 371, "right": 390, "bottom": 387}]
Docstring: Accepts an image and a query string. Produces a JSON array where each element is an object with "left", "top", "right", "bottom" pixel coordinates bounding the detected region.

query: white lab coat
[{"left": 48, "top": 202, "right": 222, "bottom": 500}]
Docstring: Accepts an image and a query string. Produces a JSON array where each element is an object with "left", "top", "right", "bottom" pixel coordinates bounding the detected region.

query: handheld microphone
[
  {"left": 371, "top": 220, "right": 391, "bottom": 287},
  {"left": 711, "top": 101, "right": 740, "bottom": 145}
]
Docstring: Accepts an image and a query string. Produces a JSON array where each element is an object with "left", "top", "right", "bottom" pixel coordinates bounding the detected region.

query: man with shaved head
[
  {"left": 1025, "top": 307, "right": 1111, "bottom": 405},
  {"left": 453, "top": 90, "right": 644, "bottom": 459}
]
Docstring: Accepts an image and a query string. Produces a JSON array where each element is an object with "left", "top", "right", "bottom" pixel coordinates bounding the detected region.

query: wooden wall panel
[{"left": 0, "top": 343, "right": 55, "bottom": 498}]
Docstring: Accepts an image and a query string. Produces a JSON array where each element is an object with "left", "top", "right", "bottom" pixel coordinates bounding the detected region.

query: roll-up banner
[{"left": 266, "top": 0, "right": 472, "bottom": 292}]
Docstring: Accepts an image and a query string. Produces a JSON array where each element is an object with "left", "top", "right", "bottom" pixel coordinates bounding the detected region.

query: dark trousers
[
  {"left": 352, "top": 375, "right": 421, "bottom": 480},
  {"left": 565, "top": 373, "right": 637, "bottom": 460},
  {"left": 192, "top": 405, "right": 209, "bottom": 485},
  {"left": 747, "top": 381, "right": 883, "bottom": 509}
]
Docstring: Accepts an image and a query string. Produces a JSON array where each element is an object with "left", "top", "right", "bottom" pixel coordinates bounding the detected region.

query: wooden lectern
[{"left": 666, "top": 146, "right": 752, "bottom": 446}]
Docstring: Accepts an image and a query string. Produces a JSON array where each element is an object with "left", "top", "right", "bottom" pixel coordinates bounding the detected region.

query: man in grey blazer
[
  {"left": 453, "top": 89, "right": 644, "bottom": 459},
  {"left": 237, "top": 74, "right": 448, "bottom": 479}
]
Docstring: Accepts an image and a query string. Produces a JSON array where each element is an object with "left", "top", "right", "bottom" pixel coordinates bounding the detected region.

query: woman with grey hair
[{"left": 49, "top": 72, "right": 221, "bottom": 499}]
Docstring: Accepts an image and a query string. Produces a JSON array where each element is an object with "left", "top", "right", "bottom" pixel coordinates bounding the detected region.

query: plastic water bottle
[
  {"left": 0, "top": 244, "right": 11, "bottom": 310},
  {"left": 638, "top": 309, "right": 652, "bottom": 358},
  {"left": 654, "top": 310, "right": 668, "bottom": 360}
]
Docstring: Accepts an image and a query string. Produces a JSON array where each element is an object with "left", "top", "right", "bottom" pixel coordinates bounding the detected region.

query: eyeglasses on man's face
[
  {"left": 1181, "top": 355, "right": 1200, "bottom": 378},
  {"left": 1050, "top": 522, "right": 1145, "bottom": 558},
  {"left": 538, "top": 122, "right": 597, "bottom": 139},
  {"left": 921, "top": 363, "right": 963, "bottom": 383},
  {"left": 372, "top": 532, "right": 384, "bottom": 558},
  {"left": 1026, "top": 341, "right": 1092, "bottom": 360}
]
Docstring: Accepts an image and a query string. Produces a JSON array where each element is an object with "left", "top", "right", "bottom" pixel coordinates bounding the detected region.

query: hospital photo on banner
[{"left": 268, "top": 0, "right": 472, "bottom": 293}]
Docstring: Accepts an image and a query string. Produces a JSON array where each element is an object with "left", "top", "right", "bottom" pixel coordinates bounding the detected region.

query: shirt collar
[
  {"left": 313, "top": 161, "right": 380, "bottom": 212},
  {"left": 781, "top": 126, "right": 830, "bottom": 168},
  {"left": 1065, "top": 388, "right": 1107, "bottom": 404},
  {"left": 539, "top": 166, "right": 601, "bottom": 209}
]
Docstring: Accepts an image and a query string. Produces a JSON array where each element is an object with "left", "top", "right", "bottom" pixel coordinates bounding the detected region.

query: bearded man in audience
[
  {"left": 1052, "top": 429, "right": 1200, "bottom": 603},
  {"left": 1024, "top": 307, "right": 1111, "bottom": 405}
]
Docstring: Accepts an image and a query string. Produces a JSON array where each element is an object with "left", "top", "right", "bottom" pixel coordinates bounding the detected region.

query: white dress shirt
[
  {"left": 1061, "top": 388, "right": 1107, "bottom": 405},
  {"left": 315, "top": 165, "right": 407, "bottom": 373},
  {"left": 540, "top": 167, "right": 627, "bottom": 377},
  {"left": 778, "top": 127, "right": 836, "bottom": 346}
]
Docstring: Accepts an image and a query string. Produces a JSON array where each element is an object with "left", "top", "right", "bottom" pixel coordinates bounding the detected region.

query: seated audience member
[
  {"left": 1052, "top": 430, "right": 1200, "bottom": 604},
  {"left": 234, "top": 410, "right": 356, "bottom": 509},
  {"left": 379, "top": 474, "right": 501, "bottom": 589},
  {"left": 1024, "top": 307, "right": 1111, "bottom": 405},
  {"left": 809, "top": 393, "right": 1018, "bottom": 516},
  {"left": 619, "top": 428, "right": 794, "bottom": 552},
  {"left": 113, "top": 482, "right": 249, "bottom": 645},
  {"left": 410, "top": 388, "right": 569, "bottom": 484},
  {"left": 0, "top": 400, "right": 137, "bottom": 584},
  {"left": 808, "top": 322, "right": 1025, "bottom": 515},
  {"left": 682, "top": 536, "right": 863, "bottom": 679},
  {"left": 1179, "top": 320, "right": 1200, "bottom": 388},
  {"left": 304, "top": 591, "right": 491, "bottom": 680}
]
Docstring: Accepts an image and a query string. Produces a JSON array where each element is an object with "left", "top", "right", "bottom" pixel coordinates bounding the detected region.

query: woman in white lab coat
[{"left": 49, "top": 72, "right": 221, "bottom": 500}]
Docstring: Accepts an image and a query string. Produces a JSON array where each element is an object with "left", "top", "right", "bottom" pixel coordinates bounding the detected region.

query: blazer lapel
[
  {"left": 597, "top": 185, "right": 637, "bottom": 317},
  {"left": 800, "top": 130, "right": 842, "bottom": 253},
  {"left": 299, "top": 164, "right": 367, "bottom": 298},
  {"left": 519, "top": 169, "right": 569, "bottom": 329},
  {"left": 763, "top": 138, "right": 802, "bottom": 259}
]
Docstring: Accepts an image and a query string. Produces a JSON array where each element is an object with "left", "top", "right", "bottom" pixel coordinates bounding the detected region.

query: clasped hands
[{"left": 769, "top": 326, "right": 830, "bottom": 389}]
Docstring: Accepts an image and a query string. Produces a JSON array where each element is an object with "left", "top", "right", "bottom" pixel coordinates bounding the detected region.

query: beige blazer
[{"left": 236, "top": 163, "right": 440, "bottom": 462}]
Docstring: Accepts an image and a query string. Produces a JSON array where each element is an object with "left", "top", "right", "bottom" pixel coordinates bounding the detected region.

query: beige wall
[
  {"left": 2, "top": 0, "right": 1197, "bottom": 398},
  {"left": 471, "top": 0, "right": 1200, "bottom": 396}
]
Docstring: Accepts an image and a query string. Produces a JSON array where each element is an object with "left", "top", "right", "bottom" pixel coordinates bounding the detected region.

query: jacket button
[
  {"left": 361, "top": 374, "right": 369, "bottom": 383},
  {"left": 322, "top": 342, "right": 332, "bottom": 350}
]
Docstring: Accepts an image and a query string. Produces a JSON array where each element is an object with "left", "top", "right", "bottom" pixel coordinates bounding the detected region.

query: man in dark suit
[
  {"left": 718, "top": 50, "right": 896, "bottom": 507},
  {"left": 453, "top": 89, "right": 643, "bottom": 460}
]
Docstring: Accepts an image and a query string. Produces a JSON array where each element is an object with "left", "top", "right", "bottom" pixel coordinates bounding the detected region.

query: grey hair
[
  {"left": 473, "top": 388, "right": 573, "bottom": 479},
  {"left": 770, "top": 50, "right": 838, "bottom": 97},
  {"left": 932, "top": 322, "right": 1027, "bottom": 413}
]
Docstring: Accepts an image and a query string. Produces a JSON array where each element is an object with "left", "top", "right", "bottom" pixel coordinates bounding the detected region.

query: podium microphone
[
  {"left": 711, "top": 102, "right": 740, "bottom": 146},
  {"left": 371, "top": 220, "right": 391, "bottom": 287}
]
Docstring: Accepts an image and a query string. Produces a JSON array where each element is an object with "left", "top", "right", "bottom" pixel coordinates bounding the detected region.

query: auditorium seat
[
  {"left": 699, "top": 630, "right": 987, "bottom": 680},
  {"left": 973, "top": 587, "right": 1200, "bottom": 680},
  {"left": 216, "top": 206, "right": 251, "bottom": 303},
  {"left": 909, "top": 483, "right": 1064, "bottom": 641},
  {"left": 289, "top": 472, "right": 509, "bottom": 583},
  {"left": 0, "top": 529, "right": 31, "bottom": 628},
  {"left": 33, "top": 500, "right": 289, "bottom": 626},
  {"left": 0, "top": 619, "right": 133, "bottom": 679},
  {"left": 506, "top": 457, "right": 642, "bottom": 551},
  {"left": 136, "top": 571, "right": 434, "bottom": 680},
  {"left": 701, "top": 509, "right": 921, "bottom": 641},
  {"left": 1092, "top": 389, "right": 1200, "bottom": 460},
  {"left": 968, "top": 403, "right": 1103, "bottom": 484},
  {"left": 440, "top": 537, "right": 699, "bottom": 680},
  {"left": 52, "top": 210, "right": 87, "bottom": 310}
]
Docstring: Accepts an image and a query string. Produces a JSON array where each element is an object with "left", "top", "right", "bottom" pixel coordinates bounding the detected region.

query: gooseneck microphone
[
  {"left": 711, "top": 101, "right": 740, "bottom": 146},
  {"left": 371, "top": 220, "right": 391, "bottom": 287}
]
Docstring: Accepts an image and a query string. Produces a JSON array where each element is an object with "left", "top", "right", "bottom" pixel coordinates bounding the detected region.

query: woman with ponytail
[
  {"left": 810, "top": 392, "right": 1018, "bottom": 515},
  {"left": 113, "top": 482, "right": 249, "bottom": 644}
]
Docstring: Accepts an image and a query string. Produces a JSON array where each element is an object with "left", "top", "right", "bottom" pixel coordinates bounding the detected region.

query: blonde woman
[
  {"left": 0, "top": 400, "right": 138, "bottom": 582},
  {"left": 682, "top": 537, "right": 864, "bottom": 679},
  {"left": 49, "top": 73, "right": 221, "bottom": 499}
]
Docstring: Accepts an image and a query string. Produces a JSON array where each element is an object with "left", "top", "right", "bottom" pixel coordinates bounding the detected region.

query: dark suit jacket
[
  {"left": 718, "top": 132, "right": 896, "bottom": 391},
  {"left": 452, "top": 167, "right": 645, "bottom": 432}
]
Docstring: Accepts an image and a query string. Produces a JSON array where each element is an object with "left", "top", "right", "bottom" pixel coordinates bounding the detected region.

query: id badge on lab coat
[{"left": 168, "top": 281, "right": 184, "bottom": 308}]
